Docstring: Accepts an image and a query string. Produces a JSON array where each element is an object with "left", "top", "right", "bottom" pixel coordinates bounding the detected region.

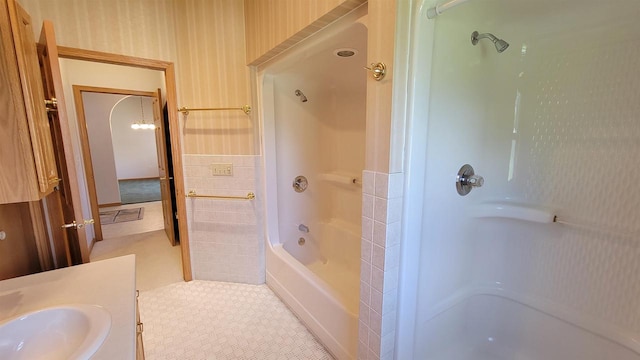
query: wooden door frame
[
  {"left": 57, "top": 46, "right": 192, "bottom": 281},
  {"left": 72, "top": 86, "right": 158, "bottom": 242}
]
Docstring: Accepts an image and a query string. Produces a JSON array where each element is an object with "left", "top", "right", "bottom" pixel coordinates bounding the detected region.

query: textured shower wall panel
[
  {"left": 474, "top": 21, "right": 640, "bottom": 331},
  {"left": 184, "top": 155, "right": 265, "bottom": 284},
  {"left": 424, "top": 0, "right": 640, "bottom": 334}
]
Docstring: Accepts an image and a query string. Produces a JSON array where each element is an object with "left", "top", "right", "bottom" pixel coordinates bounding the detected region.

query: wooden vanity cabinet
[{"left": 0, "top": 0, "right": 59, "bottom": 204}]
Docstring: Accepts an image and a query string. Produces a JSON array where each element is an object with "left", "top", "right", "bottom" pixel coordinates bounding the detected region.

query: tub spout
[{"left": 298, "top": 224, "right": 309, "bottom": 233}]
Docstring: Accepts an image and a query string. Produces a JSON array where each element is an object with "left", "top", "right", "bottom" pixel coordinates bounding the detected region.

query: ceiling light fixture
[{"left": 131, "top": 97, "right": 155, "bottom": 130}]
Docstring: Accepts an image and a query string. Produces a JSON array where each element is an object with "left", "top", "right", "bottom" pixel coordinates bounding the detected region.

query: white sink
[{"left": 0, "top": 304, "right": 111, "bottom": 360}]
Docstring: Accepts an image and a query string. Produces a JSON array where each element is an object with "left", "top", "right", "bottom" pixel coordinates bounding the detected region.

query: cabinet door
[
  {"left": 0, "top": 202, "right": 42, "bottom": 280},
  {"left": 10, "top": 1, "right": 59, "bottom": 193},
  {"left": 0, "top": 0, "right": 58, "bottom": 203},
  {"left": 0, "top": 0, "right": 38, "bottom": 201}
]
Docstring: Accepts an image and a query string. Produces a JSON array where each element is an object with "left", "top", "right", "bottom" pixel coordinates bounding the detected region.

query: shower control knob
[
  {"left": 456, "top": 164, "right": 484, "bottom": 196},
  {"left": 293, "top": 175, "right": 308, "bottom": 193}
]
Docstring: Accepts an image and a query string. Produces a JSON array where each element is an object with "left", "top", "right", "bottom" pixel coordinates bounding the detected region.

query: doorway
[
  {"left": 72, "top": 87, "right": 177, "bottom": 245},
  {"left": 71, "top": 87, "right": 183, "bottom": 291},
  {"left": 56, "top": 47, "right": 192, "bottom": 281}
]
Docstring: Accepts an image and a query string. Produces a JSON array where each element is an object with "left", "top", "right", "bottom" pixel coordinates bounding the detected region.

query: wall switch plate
[{"left": 211, "top": 163, "right": 233, "bottom": 176}]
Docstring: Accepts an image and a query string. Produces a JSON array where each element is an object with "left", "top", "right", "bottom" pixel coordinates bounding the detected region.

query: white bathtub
[
  {"left": 418, "top": 289, "right": 640, "bottom": 360},
  {"left": 282, "top": 219, "right": 360, "bottom": 313},
  {"left": 266, "top": 241, "right": 358, "bottom": 359},
  {"left": 258, "top": 6, "right": 367, "bottom": 359}
]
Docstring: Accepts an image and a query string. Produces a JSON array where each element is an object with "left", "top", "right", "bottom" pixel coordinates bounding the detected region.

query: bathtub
[
  {"left": 258, "top": 5, "right": 367, "bottom": 359},
  {"left": 266, "top": 238, "right": 359, "bottom": 360},
  {"left": 418, "top": 289, "right": 640, "bottom": 360},
  {"left": 282, "top": 219, "right": 361, "bottom": 312}
]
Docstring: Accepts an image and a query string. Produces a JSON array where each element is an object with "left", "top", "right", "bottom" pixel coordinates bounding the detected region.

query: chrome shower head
[
  {"left": 294, "top": 89, "right": 308, "bottom": 102},
  {"left": 471, "top": 31, "right": 509, "bottom": 53}
]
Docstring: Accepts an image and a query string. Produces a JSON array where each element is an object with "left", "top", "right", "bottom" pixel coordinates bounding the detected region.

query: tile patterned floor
[
  {"left": 90, "top": 230, "right": 183, "bottom": 292},
  {"left": 138, "top": 281, "right": 334, "bottom": 360}
]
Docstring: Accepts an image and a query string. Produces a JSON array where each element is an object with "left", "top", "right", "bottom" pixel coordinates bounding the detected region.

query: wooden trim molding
[
  {"left": 59, "top": 46, "right": 193, "bottom": 281},
  {"left": 57, "top": 46, "right": 172, "bottom": 70},
  {"left": 72, "top": 85, "right": 157, "bottom": 242},
  {"left": 118, "top": 177, "right": 161, "bottom": 181},
  {"left": 98, "top": 202, "right": 122, "bottom": 208}
]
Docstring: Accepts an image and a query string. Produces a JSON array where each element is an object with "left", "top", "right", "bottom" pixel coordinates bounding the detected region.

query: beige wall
[
  {"left": 19, "top": 0, "right": 386, "bottom": 157},
  {"left": 174, "top": 0, "right": 253, "bottom": 155},
  {"left": 19, "top": 0, "right": 179, "bottom": 63},
  {"left": 365, "top": 0, "right": 396, "bottom": 174},
  {"left": 244, "top": 0, "right": 366, "bottom": 65},
  {"left": 19, "top": 0, "right": 253, "bottom": 155}
]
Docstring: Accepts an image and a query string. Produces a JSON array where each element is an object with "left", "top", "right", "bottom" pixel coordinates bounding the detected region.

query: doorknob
[
  {"left": 61, "top": 219, "right": 94, "bottom": 229},
  {"left": 456, "top": 164, "right": 484, "bottom": 196}
]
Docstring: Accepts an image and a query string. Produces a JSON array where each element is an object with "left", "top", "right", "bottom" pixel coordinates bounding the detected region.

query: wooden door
[
  {"left": 152, "top": 89, "right": 176, "bottom": 245},
  {"left": 38, "top": 20, "right": 90, "bottom": 264}
]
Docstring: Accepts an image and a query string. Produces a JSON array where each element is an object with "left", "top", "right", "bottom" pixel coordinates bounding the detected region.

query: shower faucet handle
[
  {"left": 298, "top": 224, "right": 309, "bottom": 233},
  {"left": 456, "top": 164, "right": 484, "bottom": 196},
  {"left": 364, "top": 62, "right": 386, "bottom": 81},
  {"left": 293, "top": 175, "right": 308, "bottom": 193}
]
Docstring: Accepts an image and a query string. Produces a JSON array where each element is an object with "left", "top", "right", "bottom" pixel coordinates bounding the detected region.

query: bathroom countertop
[{"left": 0, "top": 255, "right": 137, "bottom": 360}]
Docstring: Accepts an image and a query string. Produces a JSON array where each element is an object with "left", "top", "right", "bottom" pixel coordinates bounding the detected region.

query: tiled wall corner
[
  {"left": 359, "top": 170, "right": 404, "bottom": 360},
  {"left": 184, "top": 155, "right": 265, "bottom": 284}
]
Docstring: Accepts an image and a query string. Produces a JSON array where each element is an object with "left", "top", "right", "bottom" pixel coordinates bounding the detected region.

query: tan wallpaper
[
  {"left": 366, "top": 0, "right": 396, "bottom": 173},
  {"left": 18, "top": 0, "right": 254, "bottom": 155},
  {"left": 18, "top": 0, "right": 179, "bottom": 63},
  {"left": 244, "top": 0, "right": 366, "bottom": 65},
  {"left": 174, "top": 0, "right": 253, "bottom": 155},
  {"left": 18, "top": 0, "right": 380, "bottom": 155}
]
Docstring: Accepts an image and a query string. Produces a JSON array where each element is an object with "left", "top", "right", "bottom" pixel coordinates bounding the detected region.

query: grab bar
[
  {"left": 186, "top": 190, "right": 255, "bottom": 200},
  {"left": 178, "top": 105, "right": 251, "bottom": 115}
]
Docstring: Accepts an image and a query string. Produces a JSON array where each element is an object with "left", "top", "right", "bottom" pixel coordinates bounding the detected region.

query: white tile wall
[
  {"left": 359, "top": 170, "right": 404, "bottom": 360},
  {"left": 184, "top": 155, "right": 265, "bottom": 284}
]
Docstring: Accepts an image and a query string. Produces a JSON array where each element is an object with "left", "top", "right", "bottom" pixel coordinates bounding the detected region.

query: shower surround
[
  {"left": 259, "top": 7, "right": 368, "bottom": 359},
  {"left": 398, "top": 0, "right": 640, "bottom": 358}
]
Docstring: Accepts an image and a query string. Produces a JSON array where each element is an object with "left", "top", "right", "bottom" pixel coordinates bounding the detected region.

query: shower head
[
  {"left": 294, "top": 89, "right": 308, "bottom": 103},
  {"left": 471, "top": 31, "right": 509, "bottom": 53}
]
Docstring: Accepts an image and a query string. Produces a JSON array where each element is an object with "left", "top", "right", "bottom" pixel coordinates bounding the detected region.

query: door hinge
[{"left": 45, "top": 98, "right": 58, "bottom": 112}]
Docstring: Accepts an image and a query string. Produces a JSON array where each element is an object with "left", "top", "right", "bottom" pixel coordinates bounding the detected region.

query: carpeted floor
[{"left": 119, "top": 178, "right": 161, "bottom": 204}]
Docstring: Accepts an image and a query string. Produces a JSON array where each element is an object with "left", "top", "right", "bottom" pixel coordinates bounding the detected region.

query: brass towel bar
[
  {"left": 186, "top": 190, "right": 255, "bottom": 200},
  {"left": 178, "top": 105, "right": 251, "bottom": 115}
]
